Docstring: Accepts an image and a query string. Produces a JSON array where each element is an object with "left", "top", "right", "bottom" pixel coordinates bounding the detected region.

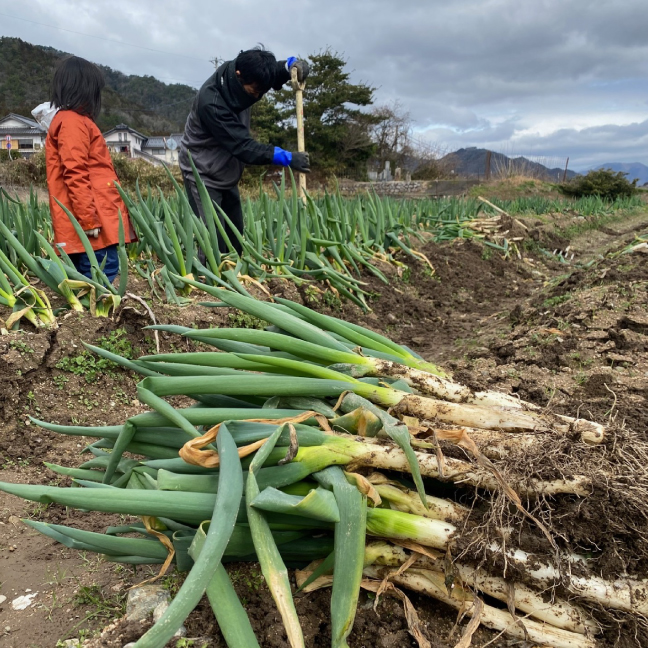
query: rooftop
[
  {"left": 0, "top": 113, "right": 43, "bottom": 130},
  {"left": 102, "top": 123, "right": 148, "bottom": 140},
  {"left": 143, "top": 137, "right": 165, "bottom": 148},
  {"left": 0, "top": 127, "right": 45, "bottom": 136}
]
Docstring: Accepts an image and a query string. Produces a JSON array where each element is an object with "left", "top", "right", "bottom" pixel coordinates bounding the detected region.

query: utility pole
[{"left": 562, "top": 157, "right": 570, "bottom": 182}]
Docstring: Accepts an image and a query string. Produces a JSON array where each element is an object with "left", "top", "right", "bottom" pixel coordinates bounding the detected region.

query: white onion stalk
[
  {"left": 369, "top": 361, "right": 605, "bottom": 444},
  {"left": 452, "top": 562, "right": 597, "bottom": 635},
  {"left": 492, "top": 544, "right": 648, "bottom": 616},
  {"left": 555, "top": 416, "right": 605, "bottom": 445},
  {"left": 297, "top": 435, "right": 591, "bottom": 497},
  {"left": 365, "top": 508, "right": 456, "bottom": 550},
  {"left": 372, "top": 481, "right": 470, "bottom": 524},
  {"left": 389, "top": 393, "right": 548, "bottom": 433},
  {"left": 413, "top": 426, "right": 600, "bottom": 461},
  {"left": 371, "top": 359, "right": 533, "bottom": 412},
  {"left": 364, "top": 543, "right": 596, "bottom": 636},
  {"left": 367, "top": 359, "right": 472, "bottom": 402},
  {"left": 354, "top": 359, "right": 533, "bottom": 411},
  {"left": 471, "top": 389, "right": 537, "bottom": 410},
  {"left": 363, "top": 566, "right": 597, "bottom": 648},
  {"left": 447, "top": 427, "right": 555, "bottom": 461}
]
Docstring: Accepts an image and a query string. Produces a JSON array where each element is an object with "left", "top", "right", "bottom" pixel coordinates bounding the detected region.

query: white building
[
  {"left": 0, "top": 114, "right": 182, "bottom": 166},
  {"left": 0, "top": 113, "right": 47, "bottom": 157},
  {"left": 103, "top": 124, "right": 181, "bottom": 166},
  {"left": 141, "top": 133, "right": 183, "bottom": 166}
]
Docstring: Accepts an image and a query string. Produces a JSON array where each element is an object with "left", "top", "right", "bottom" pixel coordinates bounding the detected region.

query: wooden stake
[
  {"left": 291, "top": 66, "right": 307, "bottom": 201},
  {"left": 477, "top": 196, "right": 509, "bottom": 217}
]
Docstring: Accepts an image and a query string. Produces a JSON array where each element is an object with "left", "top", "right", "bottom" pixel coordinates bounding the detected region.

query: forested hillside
[{"left": 0, "top": 37, "right": 196, "bottom": 134}]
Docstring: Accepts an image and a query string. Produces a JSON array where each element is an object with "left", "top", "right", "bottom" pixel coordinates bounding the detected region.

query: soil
[
  {"left": 328, "top": 238, "right": 538, "bottom": 364},
  {"left": 1, "top": 207, "right": 647, "bottom": 647}
]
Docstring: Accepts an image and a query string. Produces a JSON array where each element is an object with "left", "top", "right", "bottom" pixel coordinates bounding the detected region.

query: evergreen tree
[{"left": 251, "top": 50, "right": 380, "bottom": 175}]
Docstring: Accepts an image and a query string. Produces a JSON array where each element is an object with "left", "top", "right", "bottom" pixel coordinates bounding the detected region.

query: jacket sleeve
[
  {"left": 197, "top": 91, "right": 274, "bottom": 166},
  {"left": 271, "top": 61, "right": 292, "bottom": 91},
  {"left": 56, "top": 115, "right": 101, "bottom": 230}
]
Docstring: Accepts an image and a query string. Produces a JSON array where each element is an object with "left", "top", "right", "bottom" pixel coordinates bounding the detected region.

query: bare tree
[
  {"left": 340, "top": 117, "right": 375, "bottom": 158},
  {"left": 370, "top": 101, "right": 413, "bottom": 170},
  {"left": 367, "top": 103, "right": 456, "bottom": 180},
  {"left": 409, "top": 139, "right": 456, "bottom": 180}
]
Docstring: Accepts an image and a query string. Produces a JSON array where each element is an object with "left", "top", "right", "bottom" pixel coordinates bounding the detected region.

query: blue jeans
[{"left": 68, "top": 244, "right": 120, "bottom": 282}]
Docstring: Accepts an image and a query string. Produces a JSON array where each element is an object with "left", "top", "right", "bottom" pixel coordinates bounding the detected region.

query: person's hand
[
  {"left": 291, "top": 60, "right": 310, "bottom": 83},
  {"left": 84, "top": 228, "right": 101, "bottom": 238},
  {"left": 289, "top": 152, "right": 310, "bottom": 174}
]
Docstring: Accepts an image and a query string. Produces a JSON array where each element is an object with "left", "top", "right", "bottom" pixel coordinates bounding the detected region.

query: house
[
  {"left": 0, "top": 114, "right": 183, "bottom": 166},
  {"left": 103, "top": 124, "right": 182, "bottom": 166},
  {"left": 103, "top": 123, "right": 158, "bottom": 164},
  {"left": 141, "top": 132, "right": 183, "bottom": 166},
  {"left": 0, "top": 113, "right": 47, "bottom": 157}
]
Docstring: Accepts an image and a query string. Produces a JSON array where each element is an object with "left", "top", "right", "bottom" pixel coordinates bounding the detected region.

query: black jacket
[{"left": 179, "top": 59, "right": 290, "bottom": 189}]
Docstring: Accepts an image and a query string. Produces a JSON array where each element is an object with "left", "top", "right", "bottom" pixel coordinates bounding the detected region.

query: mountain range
[
  {"left": 592, "top": 162, "right": 648, "bottom": 186},
  {"left": 0, "top": 37, "right": 197, "bottom": 134},
  {"left": 442, "top": 148, "right": 578, "bottom": 181}
]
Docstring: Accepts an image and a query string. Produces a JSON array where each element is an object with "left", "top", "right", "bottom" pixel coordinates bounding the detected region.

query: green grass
[
  {"left": 556, "top": 205, "right": 644, "bottom": 239},
  {"left": 304, "top": 285, "right": 321, "bottom": 304},
  {"left": 55, "top": 328, "right": 136, "bottom": 382},
  {"left": 477, "top": 193, "right": 644, "bottom": 218},
  {"left": 322, "top": 290, "right": 343, "bottom": 310},
  {"left": 175, "top": 639, "right": 209, "bottom": 648},
  {"left": 73, "top": 584, "right": 126, "bottom": 620},
  {"left": 160, "top": 570, "right": 184, "bottom": 597},
  {"left": 542, "top": 295, "right": 571, "bottom": 308},
  {"left": 9, "top": 339, "right": 34, "bottom": 354},
  {"left": 227, "top": 311, "right": 268, "bottom": 329},
  {"left": 399, "top": 265, "right": 412, "bottom": 283},
  {"left": 229, "top": 565, "right": 266, "bottom": 592},
  {"left": 1, "top": 456, "right": 30, "bottom": 469}
]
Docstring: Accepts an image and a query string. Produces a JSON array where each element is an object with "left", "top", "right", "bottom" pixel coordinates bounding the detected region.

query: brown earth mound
[{"left": 297, "top": 239, "right": 541, "bottom": 365}]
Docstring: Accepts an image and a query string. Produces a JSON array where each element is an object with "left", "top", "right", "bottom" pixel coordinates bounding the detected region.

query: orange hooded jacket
[{"left": 46, "top": 110, "right": 136, "bottom": 255}]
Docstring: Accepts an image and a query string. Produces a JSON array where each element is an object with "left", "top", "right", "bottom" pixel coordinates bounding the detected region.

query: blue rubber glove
[
  {"left": 273, "top": 147, "right": 293, "bottom": 166},
  {"left": 285, "top": 57, "right": 310, "bottom": 82}
]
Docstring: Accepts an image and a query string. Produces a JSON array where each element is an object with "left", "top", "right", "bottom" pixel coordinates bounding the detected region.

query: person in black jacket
[{"left": 179, "top": 46, "right": 310, "bottom": 256}]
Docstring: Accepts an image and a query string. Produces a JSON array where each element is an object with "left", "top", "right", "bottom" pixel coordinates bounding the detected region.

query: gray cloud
[
  {"left": 2, "top": 0, "right": 647, "bottom": 166},
  {"left": 420, "top": 118, "right": 648, "bottom": 170}
]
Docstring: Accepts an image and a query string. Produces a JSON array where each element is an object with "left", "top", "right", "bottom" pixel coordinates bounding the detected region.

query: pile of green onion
[{"left": 1, "top": 289, "right": 641, "bottom": 648}]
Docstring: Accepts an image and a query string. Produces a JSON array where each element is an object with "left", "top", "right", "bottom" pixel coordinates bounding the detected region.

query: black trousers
[{"left": 183, "top": 176, "right": 244, "bottom": 256}]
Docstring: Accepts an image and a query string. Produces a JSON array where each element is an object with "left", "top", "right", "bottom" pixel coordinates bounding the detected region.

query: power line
[{"left": 0, "top": 11, "right": 208, "bottom": 62}]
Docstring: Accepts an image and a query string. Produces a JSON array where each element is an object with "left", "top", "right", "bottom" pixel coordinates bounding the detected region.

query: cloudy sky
[{"left": 2, "top": 0, "right": 648, "bottom": 170}]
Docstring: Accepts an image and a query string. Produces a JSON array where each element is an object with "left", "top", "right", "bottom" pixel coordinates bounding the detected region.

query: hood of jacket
[
  {"left": 32, "top": 102, "right": 59, "bottom": 131},
  {"left": 215, "top": 59, "right": 259, "bottom": 114}
]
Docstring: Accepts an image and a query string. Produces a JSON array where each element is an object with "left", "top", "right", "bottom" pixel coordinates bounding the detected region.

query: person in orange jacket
[{"left": 46, "top": 56, "right": 136, "bottom": 281}]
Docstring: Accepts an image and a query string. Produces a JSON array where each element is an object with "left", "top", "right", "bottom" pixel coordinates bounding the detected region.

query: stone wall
[
  {"left": 338, "top": 178, "right": 482, "bottom": 197},
  {"left": 339, "top": 181, "right": 425, "bottom": 196}
]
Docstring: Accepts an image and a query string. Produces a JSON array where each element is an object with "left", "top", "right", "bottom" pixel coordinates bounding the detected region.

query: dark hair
[
  {"left": 235, "top": 45, "right": 277, "bottom": 94},
  {"left": 51, "top": 56, "right": 105, "bottom": 121}
]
